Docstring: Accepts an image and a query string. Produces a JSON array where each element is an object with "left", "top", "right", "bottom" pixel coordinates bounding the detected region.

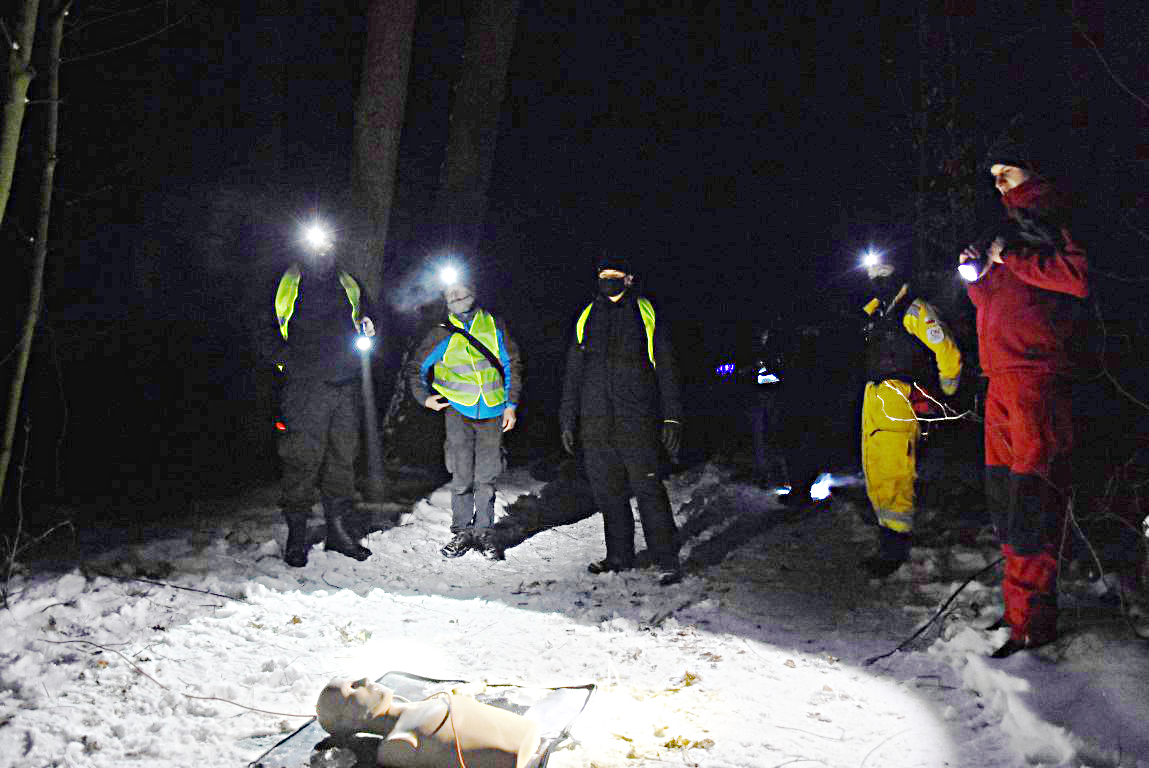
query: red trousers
[{"left": 983, "top": 372, "right": 1073, "bottom": 646}]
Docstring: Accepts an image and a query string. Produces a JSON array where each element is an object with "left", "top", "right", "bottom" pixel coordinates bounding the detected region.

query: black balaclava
[
  {"left": 598, "top": 277, "right": 627, "bottom": 298},
  {"left": 596, "top": 252, "right": 632, "bottom": 299}
]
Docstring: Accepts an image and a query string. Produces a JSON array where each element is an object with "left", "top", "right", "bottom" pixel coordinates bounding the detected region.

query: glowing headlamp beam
[
  {"left": 439, "top": 265, "right": 460, "bottom": 286},
  {"left": 862, "top": 250, "right": 881, "bottom": 268},
  {"left": 304, "top": 224, "right": 331, "bottom": 250}
]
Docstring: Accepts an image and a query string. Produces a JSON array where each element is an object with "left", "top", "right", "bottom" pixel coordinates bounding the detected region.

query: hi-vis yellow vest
[
  {"left": 274, "top": 266, "right": 362, "bottom": 341},
  {"left": 432, "top": 310, "right": 506, "bottom": 408},
  {"left": 576, "top": 297, "right": 657, "bottom": 367}
]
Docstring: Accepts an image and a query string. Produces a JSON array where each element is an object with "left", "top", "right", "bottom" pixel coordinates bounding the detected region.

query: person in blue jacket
[{"left": 406, "top": 274, "right": 523, "bottom": 559}]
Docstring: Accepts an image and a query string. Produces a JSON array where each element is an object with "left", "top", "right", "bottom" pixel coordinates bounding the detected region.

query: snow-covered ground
[{"left": 1, "top": 462, "right": 1147, "bottom": 768}]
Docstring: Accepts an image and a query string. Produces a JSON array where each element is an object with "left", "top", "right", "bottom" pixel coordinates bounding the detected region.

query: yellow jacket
[{"left": 864, "top": 287, "right": 962, "bottom": 395}]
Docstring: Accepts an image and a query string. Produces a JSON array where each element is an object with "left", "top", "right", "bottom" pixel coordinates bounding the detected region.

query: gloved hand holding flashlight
[
  {"left": 958, "top": 237, "right": 1004, "bottom": 282},
  {"left": 355, "top": 317, "right": 376, "bottom": 352}
]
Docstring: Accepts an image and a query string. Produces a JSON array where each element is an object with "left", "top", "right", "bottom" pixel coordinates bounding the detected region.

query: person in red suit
[{"left": 959, "top": 114, "right": 1089, "bottom": 657}]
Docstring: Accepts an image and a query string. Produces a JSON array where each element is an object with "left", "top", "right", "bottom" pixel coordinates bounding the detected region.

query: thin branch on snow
[
  {"left": 86, "top": 572, "right": 245, "bottom": 602},
  {"left": 863, "top": 556, "right": 1004, "bottom": 667},
  {"left": 38, "top": 638, "right": 315, "bottom": 718}
]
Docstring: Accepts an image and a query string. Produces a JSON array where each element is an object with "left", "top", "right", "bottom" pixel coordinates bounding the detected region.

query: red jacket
[{"left": 966, "top": 179, "right": 1089, "bottom": 376}]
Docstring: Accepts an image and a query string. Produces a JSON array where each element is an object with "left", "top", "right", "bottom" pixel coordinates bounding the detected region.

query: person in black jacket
[
  {"left": 273, "top": 223, "right": 375, "bottom": 567},
  {"left": 559, "top": 255, "right": 684, "bottom": 585}
]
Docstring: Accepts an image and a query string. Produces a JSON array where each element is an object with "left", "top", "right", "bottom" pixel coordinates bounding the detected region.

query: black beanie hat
[
  {"left": 983, "top": 111, "right": 1070, "bottom": 179},
  {"left": 595, "top": 252, "right": 633, "bottom": 275}
]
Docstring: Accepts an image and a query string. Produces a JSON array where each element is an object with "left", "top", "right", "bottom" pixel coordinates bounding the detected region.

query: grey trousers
[{"left": 444, "top": 408, "right": 505, "bottom": 531}]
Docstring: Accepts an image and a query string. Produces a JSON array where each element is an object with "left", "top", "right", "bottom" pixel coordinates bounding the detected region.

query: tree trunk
[
  {"left": 0, "top": 0, "right": 42, "bottom": 227},
  {"left": 431, "top": 0, "right": 520, "bottom": 259},
  {"left": 352, "top": 0, "right": 418, "bottom": 302},
  {"left": 248, "top": 0, "right": 288, "bottom": 180},
  {"left": 1, "top": 1, "right": 69, "bottom": 510},
  {"left": 378, "top": 0, "right": 519, "bottom": 464},
  {"left": 914, "top": 1, "right": 928, "bottom": 279}
]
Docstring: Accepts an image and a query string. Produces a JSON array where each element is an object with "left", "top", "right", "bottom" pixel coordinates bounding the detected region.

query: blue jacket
[{"left": 407, "top": 310, "right": 522, "bottom": 420}]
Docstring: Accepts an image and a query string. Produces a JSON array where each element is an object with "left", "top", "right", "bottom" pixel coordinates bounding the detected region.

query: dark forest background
[{"left": 1, "top": 2, "right": 1146, "bottom": 555}]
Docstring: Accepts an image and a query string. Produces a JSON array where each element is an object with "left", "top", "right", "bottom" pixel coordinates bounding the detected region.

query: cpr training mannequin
[{"left": 315, "top": 677, "right": 541, "bottom": 768}]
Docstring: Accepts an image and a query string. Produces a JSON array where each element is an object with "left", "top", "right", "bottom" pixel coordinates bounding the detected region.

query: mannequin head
[{"left": 316, "top": 677, "right": 398, "bottom": 736}]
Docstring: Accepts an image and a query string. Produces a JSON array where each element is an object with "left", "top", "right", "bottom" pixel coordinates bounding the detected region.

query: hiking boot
[
  {"left": 472, "top": 530, "right": 504, "bottom": 561},
  {"left": 657, "top": 567, "right": 684, "bottom": 586},
  {"left": 587, "top": 558, "right": 632, "bottom": 575},
  {"left": 441, "top": 531, "right": 473, "bottom": 559}
]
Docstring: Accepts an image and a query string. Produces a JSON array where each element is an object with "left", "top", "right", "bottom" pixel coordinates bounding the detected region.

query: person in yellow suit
[{"left": 859, "top": 256, "right": 962, "bottom": 577}]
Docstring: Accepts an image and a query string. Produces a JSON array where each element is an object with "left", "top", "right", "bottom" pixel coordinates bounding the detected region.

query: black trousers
[
  {"left": 582, "top": 422, "right": 678, "bottom": 569},
  {"left": 279, "top": 377, "right": 360, "bottom": 507}
]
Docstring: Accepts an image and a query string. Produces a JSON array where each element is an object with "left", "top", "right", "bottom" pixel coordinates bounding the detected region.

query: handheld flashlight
[
  {"left": 757, "top": 366, "right": 781, "bottom": 385},
  {"left": 958, "top": 254, "right": 985, "bottom": 282}
]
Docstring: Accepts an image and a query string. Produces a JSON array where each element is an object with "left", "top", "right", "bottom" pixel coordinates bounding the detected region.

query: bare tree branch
[
  {"left": 63, "top": 7, "right": 196, "bottom": 63},
  {"left": 1074, "top": 23, "right": 1149, "bottom": 111},
  {"left": 66, "top": 0, "right": 169, "bottom": 36}
]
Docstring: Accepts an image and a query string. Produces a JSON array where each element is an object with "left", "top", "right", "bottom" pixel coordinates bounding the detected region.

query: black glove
[
  {"left": 561, "top": 428, "right": 576, "bottom": 456},
  {"left": 661, "top": 420, "right": 681, "bottom": 461}
]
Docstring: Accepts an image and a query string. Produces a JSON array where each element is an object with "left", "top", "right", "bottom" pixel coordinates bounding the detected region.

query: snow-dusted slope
[{"left": 1, "top": 464, "right": 1145, "bottom": 767}]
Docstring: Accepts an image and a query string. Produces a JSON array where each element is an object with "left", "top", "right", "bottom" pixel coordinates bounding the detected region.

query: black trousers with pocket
[{"left": 582, "top": 421, "right": 678, "bottom": 569}]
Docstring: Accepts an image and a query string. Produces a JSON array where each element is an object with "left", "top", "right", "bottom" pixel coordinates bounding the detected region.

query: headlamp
[
  {"left": 862, "top": 249, "right": 894, "bottom": 279},
  {"left": 304, "top": 223, "right": 332, "bottom": 252},
  {"left": 355, "top": 335, "right": 373, "bottom": 352},
  {"left": 439, "top": 265, "right": 460, "bottom": 287}
]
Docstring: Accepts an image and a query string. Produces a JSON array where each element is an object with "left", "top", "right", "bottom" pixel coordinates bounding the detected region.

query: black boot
[
  {"left": 656, "top": 556, "right": 684, "bottom": 586},
  {"left": 323, "top": 497, "right": 372, "bottom": 561},
  {"left": 588, "top": 557, "right": 634, "bottom": 575},
  {"left": 860, "top": 527, "right": 911, "bottom": 578},
  {"left": 283, "top": 505, "right": 310, "bottom": 568}
]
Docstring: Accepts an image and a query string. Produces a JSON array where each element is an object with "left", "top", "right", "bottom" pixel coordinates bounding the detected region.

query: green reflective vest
[
  {"left": 575, "top": 297, "right": 657, "bottom": 367},
  {"left": 274, "top": 265, "right": 362, "bottom": 341},
  {"left": 433, "top": 310, "right": 506, "bottom": 408}
]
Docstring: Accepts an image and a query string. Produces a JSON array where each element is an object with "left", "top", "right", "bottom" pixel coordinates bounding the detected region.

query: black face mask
[{"left": 598, "top": 277, "right": 627, "bottom": 298}]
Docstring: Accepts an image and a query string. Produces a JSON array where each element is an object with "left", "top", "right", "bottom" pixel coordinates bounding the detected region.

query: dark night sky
[{"left": 2, "top": 0, "right": 1146, "bottom": 503}]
